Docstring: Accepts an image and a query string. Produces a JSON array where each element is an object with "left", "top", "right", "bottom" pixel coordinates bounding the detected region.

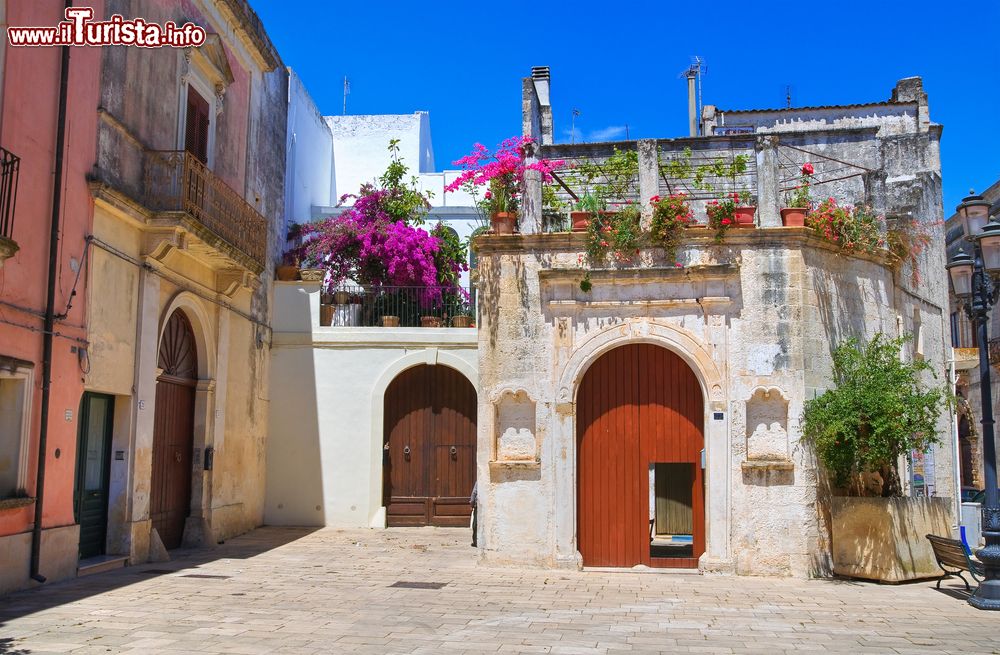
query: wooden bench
[{"left": 925, "top": 534, "right": 985, "bottom": 591}]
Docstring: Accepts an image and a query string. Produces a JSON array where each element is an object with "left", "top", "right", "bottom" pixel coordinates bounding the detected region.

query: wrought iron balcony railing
[
  {"left": 318, "top": 285, "right": 474, "bottom": 328},
  {"left": 0, "top": 147, "right": 20, "bottom": 242},
  {"left": 143, "top": 150, "right": 266, "bottom": 269}
]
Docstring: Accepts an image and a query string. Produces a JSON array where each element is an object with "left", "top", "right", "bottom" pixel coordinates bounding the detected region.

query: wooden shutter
[{"left": 184, "top": 87, "right": 210, "bottom": 163}]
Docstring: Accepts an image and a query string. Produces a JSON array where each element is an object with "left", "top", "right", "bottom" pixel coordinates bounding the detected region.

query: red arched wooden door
[
  {"left": 577, "top": 343, "right": 704, "bottom": 568},
  {"left": 383, "top": 364, "right": 477, "bottom": 526},
  {"left": 150, "top": 311, "right": 197, "bottom": 549}
]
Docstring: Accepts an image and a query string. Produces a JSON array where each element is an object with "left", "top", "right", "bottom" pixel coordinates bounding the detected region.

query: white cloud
[{"left": 588, "top": 125, "right": 626, "bottom": 141}]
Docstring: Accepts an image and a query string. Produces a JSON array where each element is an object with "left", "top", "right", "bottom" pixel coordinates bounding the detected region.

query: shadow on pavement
[{"left": 0, "top": 526, "right": 319, "bottom": 626}]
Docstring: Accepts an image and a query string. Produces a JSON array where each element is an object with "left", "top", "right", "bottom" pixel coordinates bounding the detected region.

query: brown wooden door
[
  {"left": 384, "top": 365, "right": 476, "bottom": 526},
  {"left": 150, "top": 311, "right": 197, "bottom": 550},
  {"left": 577, "top": 344, "right": 704, "bottom": 568}
]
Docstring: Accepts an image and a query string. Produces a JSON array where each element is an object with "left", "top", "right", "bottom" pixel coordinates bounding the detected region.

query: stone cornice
[{"left": 474, "top": 226, "right": 897, "bottom": 269}]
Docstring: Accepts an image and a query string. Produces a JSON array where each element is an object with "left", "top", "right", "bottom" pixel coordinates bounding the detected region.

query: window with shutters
[
  {"left": 0, "top": 360, "right": 33, "bottom": 499},
  {"left": 184, "top": 86, "right": 211, "bottom": 164}
]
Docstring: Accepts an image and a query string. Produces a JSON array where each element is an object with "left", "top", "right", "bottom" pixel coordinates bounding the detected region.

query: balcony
[
  {"left": 91, "top": 147, "right": 267, "bottom": 274},
  {"left": 316, "top": 285, "right": 474, "bottom": 328},
  {"left": 144, "top": 151, "right": 267, "bottom": 272},
  {"left": 0, "top": 147, "right": 20, "bottom": 266}
]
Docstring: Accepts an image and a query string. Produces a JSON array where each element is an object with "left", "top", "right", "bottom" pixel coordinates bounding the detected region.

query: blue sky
[{"left": 253, "top": 0, "right": 1000, "bottom": 212}]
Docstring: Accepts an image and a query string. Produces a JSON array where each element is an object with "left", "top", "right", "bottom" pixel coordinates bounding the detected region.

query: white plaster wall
[
  {"left": 285, "top": 69, "right": 334, "bottom": 228},
  {"left": 327, "top": 112, "right": 432, "bottom": 200},
  {"left": 266, "top": 282, "right": 478, "bottom": 529}
]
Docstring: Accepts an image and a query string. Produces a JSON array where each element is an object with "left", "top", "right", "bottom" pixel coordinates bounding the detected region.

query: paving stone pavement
[{"left": 0, "top": 526, "right": 997, "bottom": 654}]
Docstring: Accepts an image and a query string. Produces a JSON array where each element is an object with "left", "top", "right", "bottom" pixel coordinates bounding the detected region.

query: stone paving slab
[{"left": 0, "top": 526, "right": 997, "bottom": 654}]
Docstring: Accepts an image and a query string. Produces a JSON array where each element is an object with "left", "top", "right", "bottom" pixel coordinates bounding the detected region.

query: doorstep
[
  {"left": 582, "top": 565, "right": 700, "bottom": 574},
  {"left": 77, "top": 554, "right": 129, "bottom": 577}
]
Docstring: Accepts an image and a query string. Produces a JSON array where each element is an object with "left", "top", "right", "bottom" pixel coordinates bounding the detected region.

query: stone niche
[
  {"left": 492, "top": 389, "right": 538, "bottom": 464},
  {"left": 744, "top": 387, "right": 791, "bottom": 464}
]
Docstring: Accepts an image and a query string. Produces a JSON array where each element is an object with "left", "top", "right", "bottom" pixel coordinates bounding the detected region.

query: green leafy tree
[
  {"left": 801, "top": 333, "right": 945, "bottom": 497},
  {"left": 379, "top": 139, "right": 432, "bottom": 225}
]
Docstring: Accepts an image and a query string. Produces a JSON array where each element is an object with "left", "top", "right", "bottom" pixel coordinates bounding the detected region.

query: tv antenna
[
  {"left": 571, "top": 108, "right": 581, "bottom": 144},
  {"left": 343, "top": 76, "right": 350, "bottom": 115},
  {"left": 679, "top": 56, "right": 707, "bottom": 136},
  {"left": 786, "top": 85, "right": 792, "bottom": 108}
]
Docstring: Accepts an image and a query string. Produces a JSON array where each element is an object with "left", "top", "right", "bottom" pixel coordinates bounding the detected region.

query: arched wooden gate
[
  {"left": 150, "top": 311, "right": 197, "bottom": 549},
  {"left": 577, "top": 343, "right": 705, "bottom": 568},
  {"left": 383, "top": 364, "right": 476, "bottom": 527}
]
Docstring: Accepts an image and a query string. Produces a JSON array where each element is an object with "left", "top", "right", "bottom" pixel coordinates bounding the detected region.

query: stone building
[
  {"left": 473, "top": 70, "right": 954, "bottom": 576},
  {"left": 944, "top": 180, "right": 1000, "bottom": 492},
  {"left": 82, "top": 0, "right": 286, "bottom": 568},
  {"left": 0, "top": 1, "right": 103, "bottom": 594}
]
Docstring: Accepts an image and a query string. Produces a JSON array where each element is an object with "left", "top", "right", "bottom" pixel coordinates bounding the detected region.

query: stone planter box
[{"left": 831, "top": 496, "right": 951, "bottom": 583}]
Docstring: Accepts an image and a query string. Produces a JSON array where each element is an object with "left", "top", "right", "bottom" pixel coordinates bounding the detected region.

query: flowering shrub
[
  {"left": 887, "top": 216, "right": 938, "bottom": 284},
  {"left": 785, "top": 162, "right": 815, "bottom": 208},
  {"left": 706, "top": 193, "right": 740, "bottom": 243},
  {"left": 585, "top": 203, "right": 641, "bottom": 265},
  {"left": 296, "top": 142, "right": 468, "bottom": 305},
  {"left": 649, "top": 194, "right": 693, "bottom": 264},
  {"left": 805, "top": 198, "right": 884, "bottom": 255},
  {"left": 445, "top": 137, "right": 562, "bottom": 226}
]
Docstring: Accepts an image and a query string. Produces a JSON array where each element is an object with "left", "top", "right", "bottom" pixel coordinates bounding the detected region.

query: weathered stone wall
[{"left": 475, "top": 74, "right": 951, "bottom": 576}]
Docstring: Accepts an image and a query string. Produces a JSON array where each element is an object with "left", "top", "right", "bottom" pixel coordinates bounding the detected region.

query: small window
[
  {"left": 184, "top": 86, "right": 211, "bottom": 164},
  {"left": 0, "top": 364, "right": 32, "bottom": 498}
]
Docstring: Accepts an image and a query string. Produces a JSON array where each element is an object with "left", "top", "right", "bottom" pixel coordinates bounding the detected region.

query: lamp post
[{"left": 947, "top": 192, "right": 1000, "bottom": 610}]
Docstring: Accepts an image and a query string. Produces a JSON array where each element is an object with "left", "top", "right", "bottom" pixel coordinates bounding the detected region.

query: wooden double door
[
  {"left": 383, "top": 364, "right": 476, "bottom": 527},
  {"left": 150, "top": 311, "right": 197, "bottom": 550},
  {"left": 577, "top": 344, "right": 705, "bottom": 568}
]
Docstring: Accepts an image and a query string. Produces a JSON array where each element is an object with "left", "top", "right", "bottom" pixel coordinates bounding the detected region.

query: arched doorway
[
  {"left": 150, "top": 311, "right": 198, "bottom": 549},
  {"left": 577, "top": 343, "right": 705, "bottom": 568},
  {"left": 383, "top": 364, "right": 476, "bottom": 526}
]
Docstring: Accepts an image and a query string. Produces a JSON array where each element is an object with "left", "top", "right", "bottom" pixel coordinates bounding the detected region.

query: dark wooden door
[
  {"left": 150, "top": 311, "right": 197, "bottom": 550},
  {"left": 74, "top": 392, "right": 114, "bottom": 559},
  {"left": 577, "top": 344, "right": 704, "bottom": 568},
  {"left": 384, "top": 365, "right": 476, "bottom": 526}
]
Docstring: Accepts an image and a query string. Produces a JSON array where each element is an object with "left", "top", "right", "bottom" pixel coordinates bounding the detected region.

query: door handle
[
  {"left": 450, "top": 446, "right": 457, "bottom": 459},
  {"left": 403, "top": 445, "right": 411, "bottom": 460}
]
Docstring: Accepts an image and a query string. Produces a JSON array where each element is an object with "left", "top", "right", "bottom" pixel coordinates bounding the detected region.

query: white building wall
[
  {"left": 284, "top": 69, "right": 335, "bottom": 229},
  {"left": 266, "top": 282, "right": 478, "bottom": 529}
]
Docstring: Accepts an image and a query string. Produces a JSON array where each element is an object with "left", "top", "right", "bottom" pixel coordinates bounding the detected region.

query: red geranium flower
[{"left": 801, "top": 162, "right": 814, "bottom": 175}]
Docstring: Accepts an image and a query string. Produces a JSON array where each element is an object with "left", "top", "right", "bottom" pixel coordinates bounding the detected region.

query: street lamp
[{"left": 947, "top": 191, "right": 1000, "bottom": 610}]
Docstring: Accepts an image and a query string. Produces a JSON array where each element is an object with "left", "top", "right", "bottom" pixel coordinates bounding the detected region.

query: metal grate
[
  {"left": 389, "top": 581, "right": 447, "bottom": 589},
  {"left": 0, "top": 147, "right": 20, "bottom": 242},
  {"left": 137, "top": 569, "right": 176, "bottom": 575}
]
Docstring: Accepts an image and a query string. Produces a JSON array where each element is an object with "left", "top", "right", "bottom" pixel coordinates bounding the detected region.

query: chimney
[
  {"left": 531, "top": 66, "right": 553, "bottom": 145},
  {"left": 686, "top": 71, "right": 697, "bottom": 137}
]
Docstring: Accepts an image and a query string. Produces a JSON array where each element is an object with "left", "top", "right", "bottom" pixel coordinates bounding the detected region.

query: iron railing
[
  {"left": 144, "top": 151, "right": 266, "bottom": 266},
  {"left": 320, "top": 285, "right": 474, "bottom": 328},
  {"left": 0, "top": 147, "right": 20, "bottom": 242}
]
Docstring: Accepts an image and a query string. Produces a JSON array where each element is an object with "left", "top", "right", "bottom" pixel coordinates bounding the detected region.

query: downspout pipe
[{"left": 30, "top": 0, "right": 73, "bottom": 584}]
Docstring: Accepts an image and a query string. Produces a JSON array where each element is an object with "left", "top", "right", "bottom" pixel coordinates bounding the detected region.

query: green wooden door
[{"left": 74, "top": 393, "right": 114, "bottom": 559}]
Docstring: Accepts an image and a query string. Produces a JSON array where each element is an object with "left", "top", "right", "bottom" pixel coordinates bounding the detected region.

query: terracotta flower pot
[
  {"left": 333, "top": 290, "right": 350, "bottom": 305},
  {"left": 780, "top": 207, "right": 807, "bottom": 227},
  {"left": 570, "top": 211, "right": 592, "bottom": 232},
  {"left": 319, "top": 304, "right": 334, "bottom": 327},
  {"left": 276, "top": 265, "right": 299, "bottom": 281},
  {"left": 491, "top": 212, "right": 516, "bottom": 235},
  {"left": 451, "top": 315, "right": 474, "bottom": 328},
  {"left": 734, "top": 206, "right": 756, "bottom": 227},
  {"left": 381, "top": 315, "right": 400, "bottom": 328},
  {"left": 420, "top": 316, "right": 443, "bottom": 328}
]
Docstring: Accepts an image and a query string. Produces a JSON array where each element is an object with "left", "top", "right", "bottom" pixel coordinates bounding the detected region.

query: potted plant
[
  {"left": 420, "top": 315, "right": 443, "bottom": 328},
  {"left": 572, "top": 193, "right": 602, "bottom": 232},
  {"left": 276, "top": 251, "right": 300, "bottom": 281},
  {"left": 706, "top": 196, "right": 737, "bottom": 243},
  {"left": 649, "top": 194, "right": 693, "bottom": 264},
  {"left": 802, "top": 333, "right": 950, "bottom": 582},
  {"left": 805, "top": 198, "right": 885, "bottom": 254},
  {"left": 586, "top": 202, "right": 641, "bottom": 265},
  {"left": 733, "top": 189, "right": 756, "bottom": 226},
  {"left": 781, "top": 162, "right": 814, "bottom": 226},
  {"left": 445, "top": 136, "right": 562, "bottom": 235},
  {"left": 333, "top": 289, "right": 350, "bottom": 305}
]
